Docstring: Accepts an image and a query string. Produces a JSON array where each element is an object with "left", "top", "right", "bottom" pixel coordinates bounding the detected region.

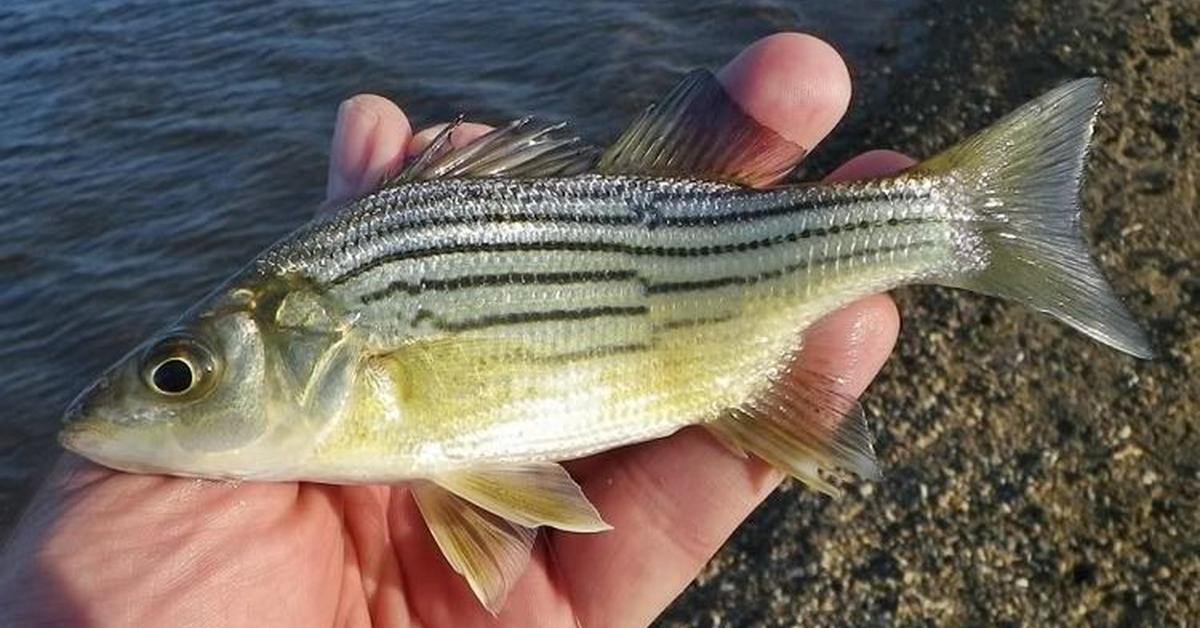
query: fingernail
[{"left": 326, "top": 97, "right": 381, "bottom": 204}]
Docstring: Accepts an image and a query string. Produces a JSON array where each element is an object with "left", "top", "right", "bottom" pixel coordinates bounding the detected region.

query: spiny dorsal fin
[
  {"left": 704, "top": 366, "right": 879, "bottom": 497},
  {"left": 386, "top": 117, "right": 600, "bottom": 184},
  {"left": 432, "top": 462, "right": 611, "bottom": 532},
  {"left": 410, "top": 482, "right": 536, "bottom": 615},
  {"left": 595, "top": 69, "right": 807, "bottom": 186}
]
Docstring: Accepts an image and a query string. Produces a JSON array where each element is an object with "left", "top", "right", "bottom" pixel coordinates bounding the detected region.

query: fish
[{"left": 59, "top": 69, "right": 1154, "bottom": 612}]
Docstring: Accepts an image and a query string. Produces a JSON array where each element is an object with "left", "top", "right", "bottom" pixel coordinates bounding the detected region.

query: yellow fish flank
[{"left": 60, "top": 70, "right": 1153, "bottom": 612}]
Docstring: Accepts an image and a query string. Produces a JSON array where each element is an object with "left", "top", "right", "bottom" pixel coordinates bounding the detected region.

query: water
[{"left": 0, "top": 1, "right": 926, "bottom": 524}]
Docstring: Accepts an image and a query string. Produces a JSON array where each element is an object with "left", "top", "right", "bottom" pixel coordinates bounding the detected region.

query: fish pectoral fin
[
  {"left": 705, "top": 366, "right": 880, "bottom": 497},
  {"left": 385, "top": 117, "right": 600, "bottom": 184},
  {"left": 432, "top": 462, "right": 612, "bottom": 533},
  {"left": 411, "top": 481, "right": 537, "bottom": 615},
  {"left": 595, "top": 69, "right": 807, "bottom": 186}
]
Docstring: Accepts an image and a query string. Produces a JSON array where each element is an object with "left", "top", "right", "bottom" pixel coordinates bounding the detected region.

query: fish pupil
[{"left": 153, "top": 358, "right": 194, "bottom": 394}]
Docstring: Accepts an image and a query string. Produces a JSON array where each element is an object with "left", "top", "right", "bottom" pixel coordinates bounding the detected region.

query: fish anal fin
[
  {"left": 434, "top": 462, "right": 611, "bottom": 533},
  {"left": 596, "top": 69, "right": 807, "bottom": 186},
  {"left": 411, "top": 481, "right": 537, "bottom": 615},
  {"left": 386, "top": 117, "right": 599, "bottom": 184},
  {"left": 704, "top": 366, "right": 880, "bottom": 497}
]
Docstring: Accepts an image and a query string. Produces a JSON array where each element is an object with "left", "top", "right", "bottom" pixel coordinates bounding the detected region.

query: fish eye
[
  {"left": 152, "top": 358, "right": 194, "bottom": 394},
  {"left": 141, "top": 335, "right": 219, "bottom": 399}
]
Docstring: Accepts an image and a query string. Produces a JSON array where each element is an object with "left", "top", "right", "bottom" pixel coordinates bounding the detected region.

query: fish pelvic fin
[
  {"left": 411, "top": 481, "right": 537, "bottom": 615},
  {"left": 413, "top": 463, "right": 609, "bottom": 613},
  {"left": 432, "top": 462, "right": 611, "bottom": 533},
  {"left": 916, "top": 78, "right": 1155, "bottom": 359},
  {"left": 705, "top": 365, "right": 879, "bottom": 497}
]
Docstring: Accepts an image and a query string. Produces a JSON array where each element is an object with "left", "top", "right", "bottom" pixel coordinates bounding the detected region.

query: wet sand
[{"left": 661, "top": 0, "right": 1199, "bottom": 624}]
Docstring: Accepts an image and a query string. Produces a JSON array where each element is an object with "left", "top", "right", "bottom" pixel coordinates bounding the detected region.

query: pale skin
[{"left": 0, "top": 33, "right": 910, "bottom": 627}]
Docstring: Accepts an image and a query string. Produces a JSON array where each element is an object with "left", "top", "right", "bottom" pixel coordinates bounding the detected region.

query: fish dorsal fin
[
  {"left": 410, "top": 482, "right": 537, "bottom": 614},
  {"left": 432, "top": 462, "right": 611, "bottom": 533},
  {"left": 596, "top": 69, "right": 807, "bottom": 186},
  {"left": 704, "top": 366, "right": 880, "bottom": 497},
  {"left": 386, "top": 117, "right": 600, "bottom": 184}
]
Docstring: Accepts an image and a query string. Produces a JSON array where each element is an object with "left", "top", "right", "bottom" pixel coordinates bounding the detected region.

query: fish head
[{"left": 60, "top": 279, "right": 278, "bottom": 478}]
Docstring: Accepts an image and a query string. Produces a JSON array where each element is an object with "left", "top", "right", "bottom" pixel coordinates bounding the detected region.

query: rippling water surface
[{"left": 0, "top": 0, "right": 925, "bottom": 523}]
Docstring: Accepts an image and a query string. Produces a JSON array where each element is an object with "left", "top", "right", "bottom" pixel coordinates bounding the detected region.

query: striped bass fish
[{"left": 61, "top": 70, "right": 1152, "bottom": 611}]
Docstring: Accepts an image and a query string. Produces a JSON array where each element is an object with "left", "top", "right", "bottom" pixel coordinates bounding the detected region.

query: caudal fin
[{"left": 916, "top": 78, "right": 1155, "bottom": 359}]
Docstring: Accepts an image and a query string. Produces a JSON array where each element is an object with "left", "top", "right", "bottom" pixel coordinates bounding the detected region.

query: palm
[
  {"left": 2, "top": 34, "right": 905, "bottom": 627},
  {"left": 0, "top": 436, "right": 793, "bottom": 627}
]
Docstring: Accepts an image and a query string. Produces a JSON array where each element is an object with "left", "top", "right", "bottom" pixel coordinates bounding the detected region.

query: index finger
[{"left": 324, "top": 94, "right": 412, "bottom": 207}]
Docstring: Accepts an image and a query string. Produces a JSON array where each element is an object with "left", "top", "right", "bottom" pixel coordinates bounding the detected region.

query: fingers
[
  {"left": 322, "top": 33, "right": 852, "bottom": 212},
  {"left": 325, "top": 94, "right": 411, "bottom": 206},
  {"left": 322, "top": 94, "right": 495, "bottom": 211},
  {"left": 409, "top": 122, "right": 496, "bottom": 154},
  {"left": 0, "top": 455, "right": 345, "bottom": 626},
  {"left": 317, "top": 35, "right": 909, "bottom": 627},
  {"left": 555, "top": 144, "right": 912, "bottom": 622},
  {"left": 717, "top": 33, "right": 852, "bottom": 163},
  {"left": 826, "top": 149, "right": 916, "bottom": 181},
  {"left": 548, "top": 34, "right": 891, "bottom": 627}
]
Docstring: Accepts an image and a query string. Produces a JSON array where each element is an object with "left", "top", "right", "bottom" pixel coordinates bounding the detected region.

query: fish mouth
[
  {"left": 58, "top": 420, "right": 105, "bottom": 456},
  {"left": 62, "top": 373, "right": 113, "bottom": 420},
  {"left": 60, "top": 387, "right": 96, "bottom": 452},
  {"left": 59, "top": 388, "right": 119, "bottom": 458},
  {"left": 59, "top": 371, "right": 131, "bottom": 454},
  {"left": 57, "top": 420, "right": 157, "bottom": 476}
]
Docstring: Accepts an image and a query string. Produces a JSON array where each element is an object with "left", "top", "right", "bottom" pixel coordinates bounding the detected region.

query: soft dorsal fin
[
  {"left": 385, "top": 117, "right": 600, "bottom": 184},
  {"left": 596, "top": 69, "right": 807, "bottom": 186}
]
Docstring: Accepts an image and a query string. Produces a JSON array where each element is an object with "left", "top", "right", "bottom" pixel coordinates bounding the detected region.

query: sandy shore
[{"left": 660, "top": 0, "right": 1198, "bottom": 624}]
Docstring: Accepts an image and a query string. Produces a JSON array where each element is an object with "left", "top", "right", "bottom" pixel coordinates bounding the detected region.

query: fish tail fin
[{"left": 916, "top": 78, "right": 1154, "bottom": 359}]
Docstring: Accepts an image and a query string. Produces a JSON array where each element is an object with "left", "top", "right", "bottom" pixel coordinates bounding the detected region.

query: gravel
[{"left": 659, "top": 0, "right": 1199, "bottom": 624}]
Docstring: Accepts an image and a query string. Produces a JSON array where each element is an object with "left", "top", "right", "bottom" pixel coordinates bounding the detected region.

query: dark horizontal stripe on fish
[
  {"left": 360, "top": 269, "right": 641, "bottom": 305},
  {"left": 524, "top": 342, "right": 651, "bottom": 364},
  {"left": 653, "top": 314, "right": 738, "bottom": 331},
  {"left": 343, "top": 182, "right": 916, "bottom": 257},
  {"left": 413, "top": 304, "right": 649, "bottom": 333},
  {"left": 645, "top": 241, "right": 937, "bottom": 294},
  {"left": 359, "top": 226, "right": 939, "bottom": 305},
  {"left": 330, "top": 215, "right": 934, "bottom": 286},
  {"left": 661, "top": 187, "right": 913, "bottom": 228},
  {"left": 640, "top": 240, "right": 943, "bottom": 334},
  {"left": 361, "top": 185, "right": 909, "bottom": 241}
]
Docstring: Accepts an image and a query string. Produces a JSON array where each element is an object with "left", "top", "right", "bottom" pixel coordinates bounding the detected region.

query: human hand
[{"left": 0, "top": 33, "right": 906, "bottom": 627}]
